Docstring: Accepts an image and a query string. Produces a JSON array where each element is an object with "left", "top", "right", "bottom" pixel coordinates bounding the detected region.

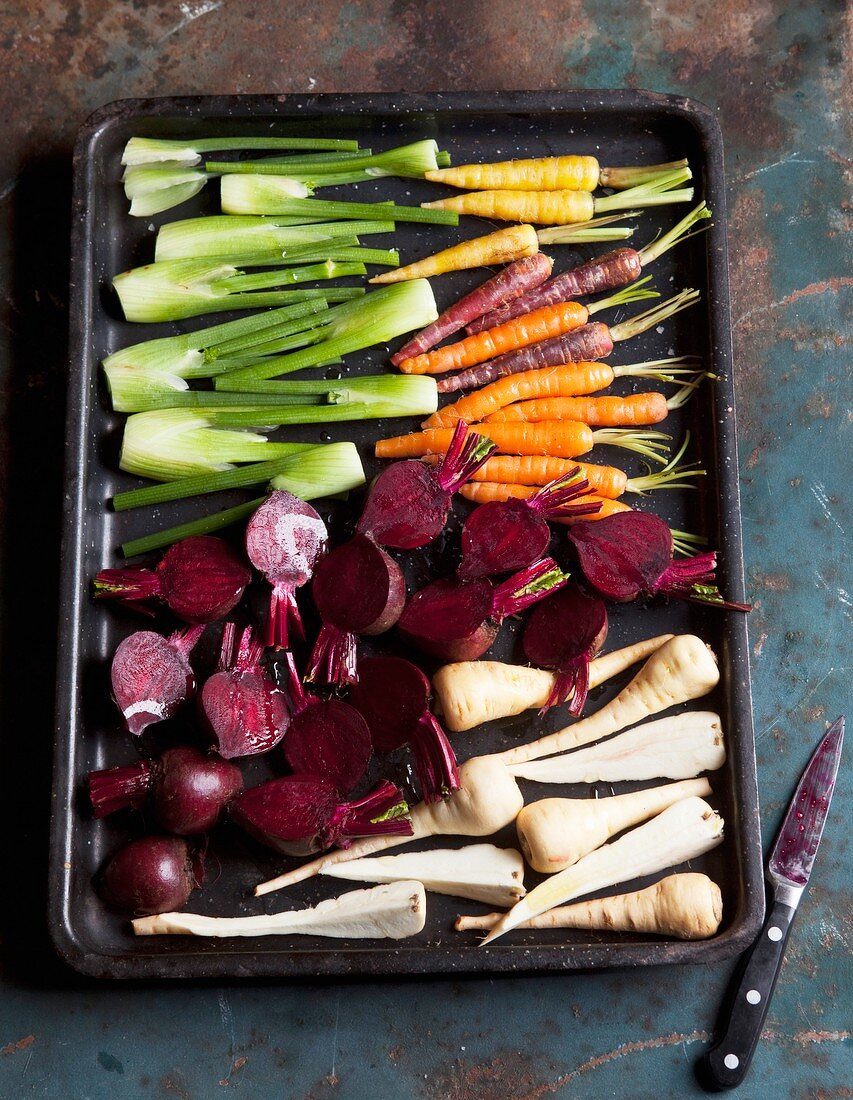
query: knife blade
[{"left": 699, "top": 717, "right": 844, "bottom": 1091}]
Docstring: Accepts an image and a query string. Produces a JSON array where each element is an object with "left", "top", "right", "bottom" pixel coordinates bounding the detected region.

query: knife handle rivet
[
  {"left": 768, "top": 926, "right": 783, "bottom": 941},
  {"left": 724, "top": 1054, "right": 740, "bottom": 1070},
  {"left": 746, "top": 989, "right": 761, "bottom": 1004}
]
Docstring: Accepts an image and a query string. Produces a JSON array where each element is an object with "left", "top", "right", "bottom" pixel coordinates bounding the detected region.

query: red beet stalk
[
  {"left": 281, "top": 652, "right": 372, "bottom": 793},
  {"left": 244, "top": 491, "right": 327, "bottom": 649},
  {"left": 111, "top": 625, "right": 205, "bottom": 735},
  {"left": 232, "top": 775, "right": 412, "bottom": 857},
  {"left": 198, "top": 623, "right": 289, "bottom": 758},
  {"left": 522, "top": 583, "right": 608, "bottom": 715},
  {"left": 357, "top": 419, "right": 496, "bottom": 549},
  {"left": 306, "top": 533, "right": 406, "bottom": 687},
  {"left": 458, "top": 471, "right": 602, "bottom": 579},
  {"left": 94, "top": 535, "right": 251, "bottom": 623},
  {"left": 88, "top": 745, "right": 243, "bottom": 834},
  {"left": 567, "top": 512, "right": 752, "bottom": 610},
  {"left": 398, "top": 557, "right": 569, "bottom": 661},
  {"left": 390, "top": 253, "right": 554, "bottom": 364},
  {"left": 467, "top": 248, "right": 642, "bottom": 334},
  {"left": 349, "top": 656, "right": 459, "bottom": 802}
]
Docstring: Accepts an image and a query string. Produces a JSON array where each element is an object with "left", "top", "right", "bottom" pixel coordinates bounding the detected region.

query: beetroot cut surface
[
  {"left": 110, "top": 625, "right": 204, "bottom": 735},
  {"left": 281, "top": 653, "right": 372, "bottom": 794},
  {"left": 357, "top": 420, "right": 495, "bottom": 549},
  {"left": 399, "top": 558, "right": 568, "bottom": 662},
  {"left": 349, "top": 656, "right": 460, "bottom": 802},
  {"left": 568, "top": 512, "right": 751, "bottom": 610},
  {"left": 522, "top": 583, "right": 609, "bottom": 715},
  {"left": 244, "top": 491, "right": 327, "bottom": 648},
  {"left": 231, "top": 775, "right": 412, "bottom": 857},
  {"left": 94, "top": 535, "right": 251, "bottom": 623},
  {"left": 199, "top": 623, "right": 289, "bottom": 758},
  {"left": 306, "top": 534, "right": 405, "bottom": 687},
  {"left": 458, "top": 471, "right": 601, "bottom": 579}
]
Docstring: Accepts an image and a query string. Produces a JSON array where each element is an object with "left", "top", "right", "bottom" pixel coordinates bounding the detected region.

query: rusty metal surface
[{"left": 0, "top": 1, "right": 849, "bottom": 1096}]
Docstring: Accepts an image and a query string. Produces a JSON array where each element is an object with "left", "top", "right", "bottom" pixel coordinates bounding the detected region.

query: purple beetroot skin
[
  {"left": 349, "top": 656, "right": 460, "bottom": 802},
  {"left": 522, "top": 583, "right": 609, "bottom": 715},
  {"left": 567, "top": 512, "right": 751, "bottom": 611},
  {"left": 281, "top": 653, "right": 372, "bottom": 794},
  {"left": 88, "top": 745, "right": 244, "bottom": 835},
  {"left": 198, "top": 623, "right": 289, "bottom": 759},
  {"left": 306, "top": 533, "right": 406, "bottom": 686},
  {"left": 398, "top": 558, "right": 569, "bottom": 662},
  {"left": 94, "top": 535, "right": 251, "bottom": 623},
  {"left": 231, "top": 775, "right": 412, "bottom": 857},
  {"left": 100, "top": 835, "right": 204, "bottom": 916},
  {"left": 458, "top": 473, "right": 601, "bottom": 580},
  {"left": 245, "top": 491, "right": 328, "bottom": 648},
  {"left": 110, "top": 625, "right": 205, "bottom": 735},
  {"left": 357, "top": 420, "right": 495, "bottom": 549}
]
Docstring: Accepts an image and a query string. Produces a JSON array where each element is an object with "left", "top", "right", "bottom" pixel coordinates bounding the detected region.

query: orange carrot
[
  {"left": 485, "top": 392, "right": 669, "bottom": 426},
  {"left": 422, "top": 356, "right": 696, "bottom": 429},
  {"left": 397, "top": 301, "right": 588, "bottom": 376},
  {"left": 458, "top": 481, "right": 632, "bottom": 522},
  {"left": 375, "top": 422, "right": 670, "bottom": 463},
  {"left": 444, "top": 455, "right": 629, "bottom": 498}
]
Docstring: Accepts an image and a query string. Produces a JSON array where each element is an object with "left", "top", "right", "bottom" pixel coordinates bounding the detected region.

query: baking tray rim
[{"left": 49, "top": 89, "right": 765, "bottom": 979}]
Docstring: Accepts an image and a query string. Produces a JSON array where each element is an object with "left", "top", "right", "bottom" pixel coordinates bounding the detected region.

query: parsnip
[
  {"left": 516, "top": 777, "right": 712, "bottom": 873},
  {"left": 480, "top": 796, "right": 724, "bottom": 945},
  {"left": 133, "top": 881, "right": 426, "bottom": 940},
  {"left": 455, "top": 873, "right": 723, "bottom": 940},
  {"left": 255, "top": 755, "right": 524, "bottom": 896},
  {"left": 508, "top": 712, "right": 725, "bottom": 785},
  {"left": 433, "top": 634, "right": 673, "bottom": 732},
  {"left": 499, "top": 634, "right": 719, "bottom": 764},
  {"left": 321, "top": 844, "right": 525, "bottom": 907}
]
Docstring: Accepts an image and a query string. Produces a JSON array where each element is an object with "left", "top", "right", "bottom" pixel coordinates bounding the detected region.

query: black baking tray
[{"left": 50, "top": 91, "right": 764, "bottom": 979}]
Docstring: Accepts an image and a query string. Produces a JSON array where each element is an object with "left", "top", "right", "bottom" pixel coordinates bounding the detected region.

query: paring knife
[{"left": 699, "top": 716, "right": 844, "bottom": 1090}]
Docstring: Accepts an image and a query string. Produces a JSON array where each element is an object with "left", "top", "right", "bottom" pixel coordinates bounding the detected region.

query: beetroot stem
[
  {"left": 266, "top": 586, "right": 305, "bottom": 650},
  {"left": 435, "top": 421, "right": 496, "bottom": 494},
  {"left": 281, "top": 649, "right": 308, "bottom": 712},
  {"left": 93, "top": 567, "right": 160, "bottom": 607},
  {"left": 305, "top": 622, "right": 359, "bottom": 686},
  {"left": 327, "top": 780, "right": 413, "bottom": 847},
  {"left": 543, "top": 655, "right": 591, "bottom": 717},
  {"left": 172, "top": 624, "right": 206, "bottom": 655},
  {"left": 411, "top": 712, "right": 461, "bottom": 803},
  {"left": 658, "top": 553, "right": 752, "bottom": 611},
  {"left": 527, "top": 473, "right": 604, "bottom": 519},
  {"left": 88, "top": 761, "right": 154, "bottom": 818},
  {"left": 492, "top": 558, "right": 569, "bottom": 619}
]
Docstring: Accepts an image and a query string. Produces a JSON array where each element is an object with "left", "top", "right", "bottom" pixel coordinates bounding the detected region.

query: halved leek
[
  {"left": 155, "top": 217, "right": 397, "bottom": 261},
  {"left": 219, "top": 184, "right": 459, "bottom": 224},
  {"left": 121, "top": 135, "right": 360, "bottom": 167}
]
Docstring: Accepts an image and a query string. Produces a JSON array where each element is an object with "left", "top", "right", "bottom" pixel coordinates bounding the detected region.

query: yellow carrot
[
  {"left": 425, "top": 157, "right": 690, "bottom": 193},
  {"left": 369, "top": 225, "right": 539, "bottom": 284},
  {"left": 424, "top": 189, "right": 596, "bottom": 225}
]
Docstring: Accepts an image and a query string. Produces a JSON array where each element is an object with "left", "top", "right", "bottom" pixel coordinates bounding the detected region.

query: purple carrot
[
  {"left": 281, "top": 652, "right": 372, "bottom": 794},
  {"left": 398, "top": 557, "right": 569, "bottom": 662},
  {"left": 567, "top": 511, "right": 752, "bottom": 611},
  {"left": 198, "top": 623, "right": 289, "bottom": 758},
  {"left": 245, "top": 490, "right": 327, "bottom": 649},
  {"left": 94, "top": 535, "right": 251, "bottom": 623},
  {"left": 306, "top": 533, "right": 406, "bottom": 686},
  {"left": 111, "top": 625, "right": 205, "bottom": 735},
  {"left": 349, "top": 656, "right": 459, "bottom": 802},
  {"left": 358, "top": 419, "right": 496, "bottom": 549},
  {"left": 232, "top": 775, "right": 412, "bottom": 857},
  {"left": 438, "top": 288, "right": 700, "bottom": 393},
  {"left": 467, "top": 202, "right": 711, "bottom": 333},
  {"left": 88, "top": 745, "right": 243, "bottom": 834},
  {"left": 390, "top": 253, "right": 553, "bottom": 365},
  {"left": 467, "top": 250, "right": 642, "bottom": 334},
  {"left": 458, "top": 472, "right": 602, "bottom": 580},
  {"left": 522, "top": 583, "right": 608, "bottom": 715}
]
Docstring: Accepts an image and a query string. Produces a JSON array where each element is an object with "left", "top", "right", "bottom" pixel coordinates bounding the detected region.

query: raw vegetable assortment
[{"left": 86, "top": 127, "right": 748, "bottom": 952}]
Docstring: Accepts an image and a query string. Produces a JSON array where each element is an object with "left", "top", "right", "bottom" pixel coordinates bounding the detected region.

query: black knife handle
[{"left": 699, "top": 898, "right": 796, "bottom": 1090}]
